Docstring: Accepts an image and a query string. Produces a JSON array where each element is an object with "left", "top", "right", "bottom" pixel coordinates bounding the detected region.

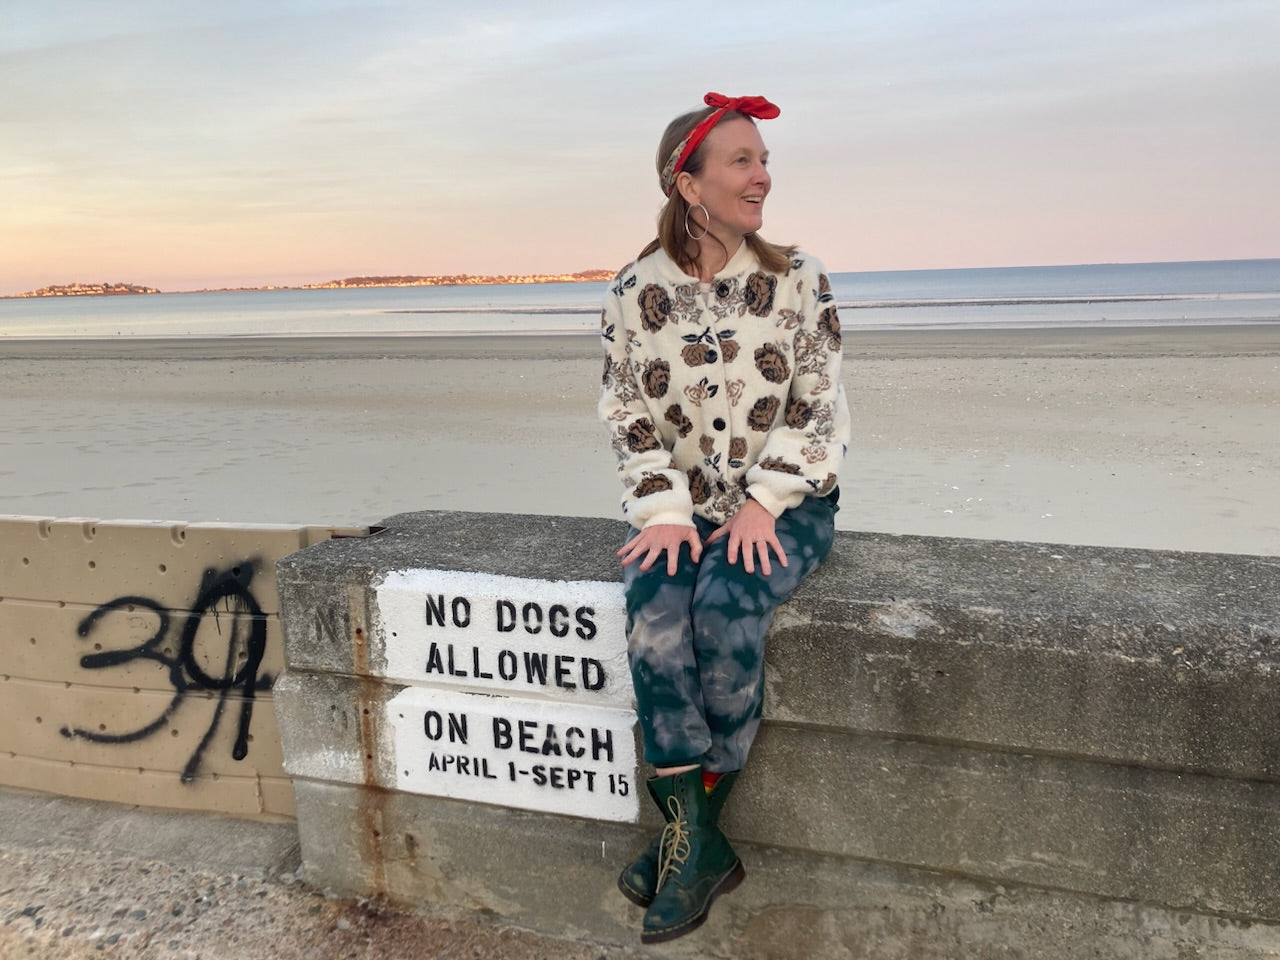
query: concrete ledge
[
  {"left": 768, "top": 533, "right": 1280, "bottom": 781},
  {"left": 743, "top": 724, "right": 1280, "bottom": 917},
  {"left": 274, "top": 510, "right": 1280, "bottom": 949},
  {"left": 278, "top": 512, "right": 1280, "bottom": 780}
]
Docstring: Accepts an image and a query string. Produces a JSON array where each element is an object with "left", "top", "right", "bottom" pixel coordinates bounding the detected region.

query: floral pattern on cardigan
[{"left": 598, "top": 243, "right": 850, "bottom": 529}]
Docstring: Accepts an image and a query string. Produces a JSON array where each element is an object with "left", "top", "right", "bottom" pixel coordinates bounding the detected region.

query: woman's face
[{"left": 685, "top": 116, "right": 772, "bottom": 248}]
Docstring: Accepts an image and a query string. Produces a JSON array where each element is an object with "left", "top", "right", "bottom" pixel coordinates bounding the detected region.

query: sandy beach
[{"left": 2, "top": 325, "right": 1277, "bottom": 556}]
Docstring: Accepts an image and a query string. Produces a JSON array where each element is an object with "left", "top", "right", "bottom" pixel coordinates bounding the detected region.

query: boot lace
[{"left": 656, "top": 795, "right": 691, "bottom": 890}]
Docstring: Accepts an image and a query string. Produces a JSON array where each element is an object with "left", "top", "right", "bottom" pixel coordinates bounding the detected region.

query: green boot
[
  {"left": 640, "top": 768, "right": 745, "bottom": 943},
  {"left": 618, "top": 771, "right": 739, "bottom": 908}
]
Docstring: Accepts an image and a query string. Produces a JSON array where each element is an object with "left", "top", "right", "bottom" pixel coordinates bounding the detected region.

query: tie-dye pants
[{"left": 622, "top": 490, "right": 839, "bottom": 772}]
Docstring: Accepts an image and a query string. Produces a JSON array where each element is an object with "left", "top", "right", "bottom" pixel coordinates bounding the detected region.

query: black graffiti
[{"left": 60, "top": 563, "right": 270, "bottom": 784}]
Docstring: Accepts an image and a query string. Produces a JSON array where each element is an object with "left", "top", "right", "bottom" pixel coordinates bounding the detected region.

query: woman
[{"left": 598, "top": 92, "right": 849, "bottom": 943}]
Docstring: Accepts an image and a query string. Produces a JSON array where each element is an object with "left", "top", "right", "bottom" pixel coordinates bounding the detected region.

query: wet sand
[{"left": 2, "top": 325, "right": 1277, "bottom": 555}]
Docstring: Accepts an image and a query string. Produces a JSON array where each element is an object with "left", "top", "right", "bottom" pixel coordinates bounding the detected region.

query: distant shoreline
[{"left": 7, "top": 271, "right": 615, "bottom": 300}]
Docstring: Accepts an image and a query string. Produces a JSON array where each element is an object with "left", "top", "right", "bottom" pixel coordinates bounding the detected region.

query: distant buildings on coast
[
  {"left": 303, "top": 271, "right": 614, "bottom": 289},
  {"left": 17, "top": 282, "right": 161, "bottom": 298},
  {"left": 14, "top": 271, "right": 615, "bottom": 299}
]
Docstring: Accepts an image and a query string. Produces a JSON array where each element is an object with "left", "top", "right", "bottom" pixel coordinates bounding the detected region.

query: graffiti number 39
[{"left": 61, "top": 564, "right": 270, "bottom": 784}]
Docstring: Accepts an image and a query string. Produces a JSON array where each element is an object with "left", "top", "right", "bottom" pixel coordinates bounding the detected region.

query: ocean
[{"left": 2, "top": 259, "right": 1277, "bottom": 339}]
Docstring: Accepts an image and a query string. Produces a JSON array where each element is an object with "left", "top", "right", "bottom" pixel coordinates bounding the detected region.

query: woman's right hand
[{"left": 617, "top": 524, "right": 702, "bottom": 576}]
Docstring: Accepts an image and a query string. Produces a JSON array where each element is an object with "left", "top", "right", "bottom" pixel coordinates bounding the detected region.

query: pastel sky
[{"left": 3, "top": 0, "right": 1278, "bottom": 294}]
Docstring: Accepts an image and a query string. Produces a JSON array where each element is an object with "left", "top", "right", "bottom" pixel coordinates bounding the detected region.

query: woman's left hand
[{"left": 706, "top": 498, "right": 788, "bottom": 576}]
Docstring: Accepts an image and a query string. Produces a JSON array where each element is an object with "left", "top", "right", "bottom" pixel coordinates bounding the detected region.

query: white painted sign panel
[
  {"left": 376, "top": 569, "right": 631, "bottom": 709},
  {"left": 388, "top": 686, "right": 639, "bottom": 821}
]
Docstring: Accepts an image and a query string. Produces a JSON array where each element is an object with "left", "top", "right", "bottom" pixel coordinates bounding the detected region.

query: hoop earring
[{"left": 684, "top": 203, "right": 709, "bottom": 241}]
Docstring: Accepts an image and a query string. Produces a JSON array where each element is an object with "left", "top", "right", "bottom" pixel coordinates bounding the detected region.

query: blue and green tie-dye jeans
[{"left": 622, "top": 490, "right": 839, "bottom": 772}]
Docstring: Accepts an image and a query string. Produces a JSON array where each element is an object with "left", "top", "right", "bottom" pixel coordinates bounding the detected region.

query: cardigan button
[{"left": 713, "top": 417, "right": 726, "bottom": 431}]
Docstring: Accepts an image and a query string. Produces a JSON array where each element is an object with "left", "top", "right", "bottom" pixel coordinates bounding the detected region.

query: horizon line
[{"left": 7, "top": 255, "right": 1278, "bottom": 300}]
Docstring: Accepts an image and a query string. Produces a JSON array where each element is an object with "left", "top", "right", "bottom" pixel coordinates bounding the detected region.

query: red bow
[
  {"left": 702, "top": 92, "right": 781, "bottom": 120},
  {"left": 661, "top": 92, "right": 781, "bottom": 196}
]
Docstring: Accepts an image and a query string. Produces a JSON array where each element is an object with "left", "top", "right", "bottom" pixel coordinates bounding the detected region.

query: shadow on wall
[{"left": 0, "top": 516, "right": 367, "bottom": 819}]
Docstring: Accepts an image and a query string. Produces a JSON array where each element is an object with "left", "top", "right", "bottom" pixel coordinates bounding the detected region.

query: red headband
[{"left": 660, "top": 92, "right": 781, "bottom": 197}]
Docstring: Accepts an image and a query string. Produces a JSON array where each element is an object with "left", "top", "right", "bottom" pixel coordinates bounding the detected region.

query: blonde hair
[{"left": 638, "top": 106, "right": 795, "bottom": 276}]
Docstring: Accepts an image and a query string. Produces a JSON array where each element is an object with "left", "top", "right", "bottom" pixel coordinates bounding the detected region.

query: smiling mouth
[{"left": 744, "top": 196, "right": 763, "bottom": 204}]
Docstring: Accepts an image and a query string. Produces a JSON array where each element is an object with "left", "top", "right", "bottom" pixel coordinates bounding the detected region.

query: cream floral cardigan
[{"left": 598, "top": 242, "right": 850, "bottom": 529}]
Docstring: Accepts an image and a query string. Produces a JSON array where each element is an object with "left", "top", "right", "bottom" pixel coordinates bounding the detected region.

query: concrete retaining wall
[
  {"left": 0, "top": 515, "right": 365, "bottom": 818},
  {"left": 273, "top": 510, "right": 1280, "bottom": 955}
]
